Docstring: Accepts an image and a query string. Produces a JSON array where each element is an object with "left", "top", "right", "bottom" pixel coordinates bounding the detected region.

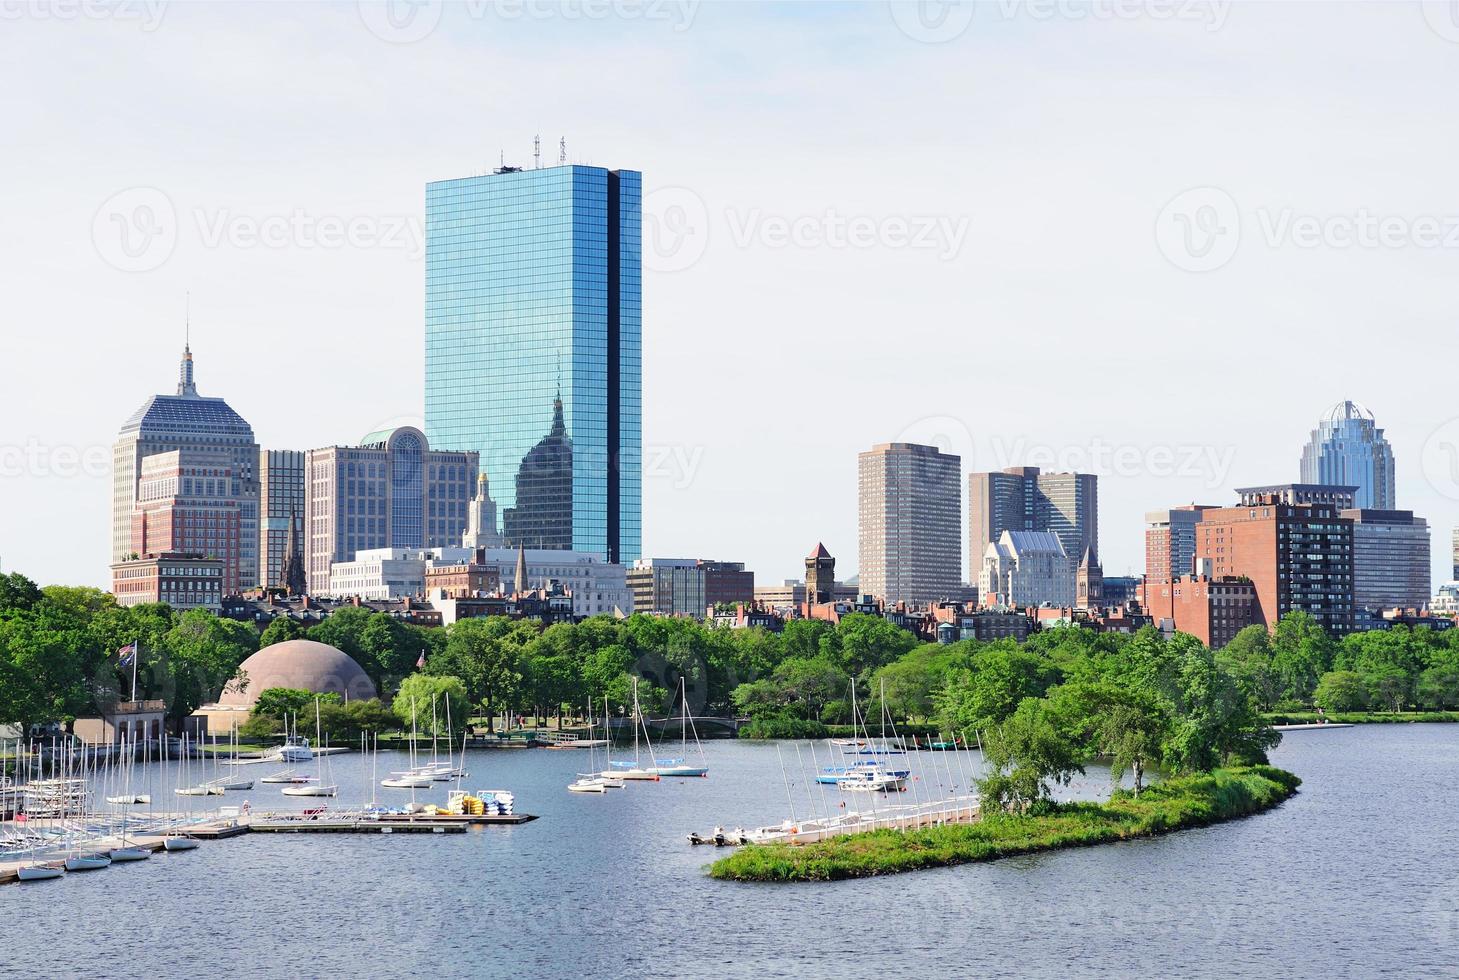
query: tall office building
[
  {"left": 259, "top": 449, "right": 306, "bottom": 590},
  {"left": 1145, "top": 505, "right": 1218, "bottom": 582},
  {"left": 303, "top": 426, "right": 478, "bottom": 595},
  {"left": 424, "top": 163, "right": 641, "bottom": 564},
  {"left": 1300, "top": 400, "right": 1396, "bottom": 510},
  {"left": 1342, "top": 509, "right": 1430, "bottom": 612},
  {"left": 968, "top": 467, "right": 1098, "bottom": 577},
  {"left": 113, "top": 344, "right": 259, "bottom": 588},
  {"left": 858, "top": 443, "right": 962, "bottom": 606}
]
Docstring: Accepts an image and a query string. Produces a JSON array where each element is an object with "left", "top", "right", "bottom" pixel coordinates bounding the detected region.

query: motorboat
[
  {"left": 837, "top": 768, "right": 908, "bottom": 793},
  {"left": 277, "top": 734, "right": 313, "bottom": 763},
  {"left": 816, "top": 761, "right": 910, "bottom": 785}
]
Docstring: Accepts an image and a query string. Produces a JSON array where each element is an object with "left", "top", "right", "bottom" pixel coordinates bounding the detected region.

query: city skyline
[{"left": 6, "top": 3, "right": 1459, "bottom": 593}]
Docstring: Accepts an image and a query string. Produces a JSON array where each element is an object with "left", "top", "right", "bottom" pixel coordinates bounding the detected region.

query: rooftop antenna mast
[
  {"left": 559, "top": 137, "right": 567, "bottom": 165},
  {"left": 534, "top": 134, "right": 541, "bottom": 169},
  {"left": 185, "top": 291, "right": 190, "bottom": 349}
]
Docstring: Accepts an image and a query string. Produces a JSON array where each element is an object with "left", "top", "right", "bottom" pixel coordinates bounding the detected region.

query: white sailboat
[
  {"left": 260, "top": 768, "right": 311, "bottom": 784},
  {"left": 206, "top": 719, "right": 254, "bottom": 790},
  {"left": 654, "top": 678, "right": 709, "bottom": 778},
  {"left": 568, "top": 697, "right": 622, "bottom": 793},
  {"left": 282, "top": 699, "right": 336, "bottom": 797},
  {"left": 604, "top": 679, "right": 661, "bottom": 781}
]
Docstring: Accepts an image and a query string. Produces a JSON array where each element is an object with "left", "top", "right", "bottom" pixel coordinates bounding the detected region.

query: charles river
[{"left": 5, "top": 725, "right": 1456, "bottom": 979}]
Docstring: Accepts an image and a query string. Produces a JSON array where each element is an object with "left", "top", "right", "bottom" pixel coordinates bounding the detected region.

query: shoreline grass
[
  {"left": 708, "top": 765, "right": 1300, "bottom": 883},
  {"left": 1265, "top": 710, "right": 1459, "bottom": 725}
]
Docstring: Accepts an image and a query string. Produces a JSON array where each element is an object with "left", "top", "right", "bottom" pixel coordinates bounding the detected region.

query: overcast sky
[{"left": 3, "top": 1, "right": 1459, "bottom": 591}]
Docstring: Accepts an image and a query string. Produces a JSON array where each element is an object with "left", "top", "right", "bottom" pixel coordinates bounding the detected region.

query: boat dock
[
  {"left": 690, "top": 796, "right": 981, "bottom": 848},
  {"left": 0, "top": 809, "right": 537, "bottom": 883},
  {"left": 1271, "top": 722, "right": 1355, "bottom": 732}
]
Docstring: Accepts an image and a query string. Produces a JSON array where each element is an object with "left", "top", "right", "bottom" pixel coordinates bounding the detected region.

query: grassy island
[{"left": 709, "top": 766, "right": 1300, "bottom": 883}]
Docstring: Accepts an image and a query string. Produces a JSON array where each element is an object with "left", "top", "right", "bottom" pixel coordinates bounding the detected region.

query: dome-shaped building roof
[{"left": 220, "top": 639, "right": 377, "bottom": 707}]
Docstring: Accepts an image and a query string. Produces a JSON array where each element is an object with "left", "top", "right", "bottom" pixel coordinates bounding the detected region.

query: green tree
[
  {"left": 978, "top": 697, "right": 1084, "bottom": 812},
  {"left": 258, "top": 616, "right": 306, "bottom": 648},
  {"left": 1216, "top": 625, "right": 1282, "bottom": 710},
  {"left": 0, "top": 572, "right": 44, "bottom": 617},
  {"left": 1313, "top": 670, "right": 1368, "bottom": 712},
  {"left": 436, "top": 617, "right": 529, "bottom": 731},
  {"left": 254, "top": 687, "right": 339, "bottom": 719},
  {"left": 936, "top": 643, "right": 1059, "bottom": 733},
  {"left": 834, "top": 613, "right": 919, "bottom": 677},
  {"left": 1417, "top": 665, "right": 1459, "bottom": 710},
  {"left": 1270, "top": 612, "right": 1334, "bottom": 704},
  {"left": 393, "top": 673, "right": 470, "bottom": 735},
  {"left": 1365, "top": 665, "right": 1410, "bottom": 713},
  {"left": 161, "top": 609, "right": 258, "bottom": 724}
]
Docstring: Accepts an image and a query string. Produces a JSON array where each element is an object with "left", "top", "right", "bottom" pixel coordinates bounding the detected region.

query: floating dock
[{"left": 1271, "top": 722, "right": 1355, "bottom": 732}]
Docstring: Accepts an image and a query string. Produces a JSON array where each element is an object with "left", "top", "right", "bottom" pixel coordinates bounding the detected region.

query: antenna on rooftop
[
  {"left": 559, "top": 137, "right": 567, "bottom": 165},
  {"left": 534, "top": 134, "right": 541, "bottom": 169},
  {"left": 185, "top": 291, "right": 190, "bottom": 348}
]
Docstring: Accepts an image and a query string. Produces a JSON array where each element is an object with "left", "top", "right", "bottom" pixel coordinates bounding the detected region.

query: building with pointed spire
[
  {"left": 463, "top": 472, "right": 504, "bottom": 549},
  {"left": 113, "top": 343, "right": 260, "bottom": 588},
  {"left": 805, "top": 543, "right": 836, "bottom": 605},
  {"left": 279, "top": 507, "right": 307, "bottom": 596},
  {"left": 1076, "top": 547, "right": 1104, "bottom": 608},
  {"left": 514, "top": 542, "right": 528, "bottom": 594},
  {"left": 1300, "top": 400, "right": 1396, "bottom": 510}
]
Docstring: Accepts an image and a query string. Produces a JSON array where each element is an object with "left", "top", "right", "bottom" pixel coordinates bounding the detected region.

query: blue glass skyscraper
[
  {"left": 1299, "top": 400, "right": 1396, "bottom": 510},
  {"left": 424, "top": 164, "right": 641, "bottom": 564}
]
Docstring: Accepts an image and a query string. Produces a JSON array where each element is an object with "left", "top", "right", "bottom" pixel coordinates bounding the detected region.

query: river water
[{"left": 3, "top": 725, "right": 1456, "bottom": 979}]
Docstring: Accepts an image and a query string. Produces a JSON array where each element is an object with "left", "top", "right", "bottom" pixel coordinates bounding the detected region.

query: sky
[{"left": 3, "top": 0, "right": 1459, "bottom": 591}]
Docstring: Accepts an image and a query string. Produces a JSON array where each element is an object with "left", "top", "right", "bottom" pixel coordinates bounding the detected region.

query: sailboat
[
  {"left": 604, "top": 679, "right": 661, "bottom": 781},
  {"left": 282, "top": 699, "right": 337, "bottom": 797},
  {"left": 383, "top": 696, "right": 433, "bottom": 788},
  {"left": 260, "top": 768, "right": 312, "bottom": 784},
  {"left": 206, "top": 719, "right": 254, "bottom": 790},
  {"left": 111, "top": 735, "right": 151, "bottom": 862},
  {"left": 653, "top": 678, "right": 709, "bottom": 778},
  {"left": 568, "top": 697, "right": 621, "bottom": 793}
]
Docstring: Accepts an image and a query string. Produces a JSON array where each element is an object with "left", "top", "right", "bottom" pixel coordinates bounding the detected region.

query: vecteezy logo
[
  {"left": 1421, "top": 418, "right": 1459, "bottom": 502},
  {"left": 643, "top": 186, "right": 709, "bottom": 273},
  {"left": 1421, "top": 0, "right": 1459, "bottom": 43},
  {"left": 889, "top": 0, "right": 976, "bottom": 43},
  {"left": 358, "top": 0, "right": 443, "bottom": 43},
  {"left": 92, "top": 187, "right": 177, "bottom": 273},
  {"left": 1154, "top": 186, "right": 1240, "bottom": 272}
]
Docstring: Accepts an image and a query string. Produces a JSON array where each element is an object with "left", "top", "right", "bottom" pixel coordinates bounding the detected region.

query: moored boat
[
  {"left": 17, "top": 865, "right": 65, "bottom": 881},
  {"left": 64, "top": 853, "right": 112, "bottom": 871}
]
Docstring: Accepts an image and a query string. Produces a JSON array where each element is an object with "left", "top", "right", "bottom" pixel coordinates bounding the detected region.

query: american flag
[
  {"left": 118, "top": 642, "right": 138, "bottom": 668},
  {"left": 416, "top": 650, "right": 426, "bottom": 669}
]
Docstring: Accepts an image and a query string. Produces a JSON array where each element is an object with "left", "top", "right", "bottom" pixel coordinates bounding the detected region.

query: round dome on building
[{"left": 220, "top": 639, "right": 377, "bottom": 707}]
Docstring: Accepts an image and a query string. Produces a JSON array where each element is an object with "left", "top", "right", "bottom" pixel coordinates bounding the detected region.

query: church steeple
[
  {"left": 514, "top": 542, "right": 528, "bottom": 594},
  {"left": 280, "top": 506, "right": 306, "bottom": 596}
]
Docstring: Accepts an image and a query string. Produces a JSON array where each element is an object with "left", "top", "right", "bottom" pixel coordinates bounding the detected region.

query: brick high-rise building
[
  {"left": 968, "top": 467, "right": 1097, "bottom": 581},
  {"left": 1193, "top": 485, "right": 1356, "bottom": 636},
  {"left": 1145, "top": 505, "right": 1218, "bottom": 582},
  {"left": 122, "top": 449, "right": 242, "bottom": 592},
  {"left": 858, "top": 443, "right": 962, "bottom": 606}
]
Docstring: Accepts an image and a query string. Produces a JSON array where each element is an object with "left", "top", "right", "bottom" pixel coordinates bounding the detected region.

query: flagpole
[{"left": 131, "top": 640, "right": 139, "bottom": 703}]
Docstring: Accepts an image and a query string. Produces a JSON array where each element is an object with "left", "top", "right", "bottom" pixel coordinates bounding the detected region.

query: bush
[{"left": 739, "top": 716, "right": 830, "bottom": 740}]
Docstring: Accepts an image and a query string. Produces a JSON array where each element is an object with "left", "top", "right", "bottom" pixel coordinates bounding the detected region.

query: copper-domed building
[{"left": 219, "top": 639, "right": 377, "bottom": 707}]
